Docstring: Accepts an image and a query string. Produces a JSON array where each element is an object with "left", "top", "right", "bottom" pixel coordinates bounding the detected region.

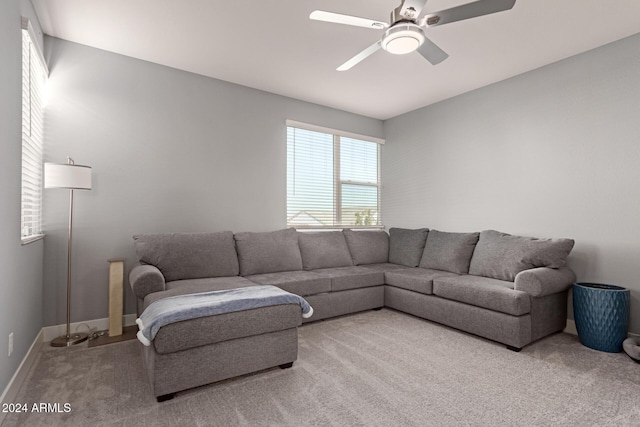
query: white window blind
[
  {"left": 287, "top": 124, "right": 382, "bottom": 228},
  {"left": 21, "top": 22, "right": 47, "bottom": 240}
]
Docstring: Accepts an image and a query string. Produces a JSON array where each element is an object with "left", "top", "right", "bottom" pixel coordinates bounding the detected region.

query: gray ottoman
[{"left": 141, "top": 303, "right": 302, "bottom": 402}]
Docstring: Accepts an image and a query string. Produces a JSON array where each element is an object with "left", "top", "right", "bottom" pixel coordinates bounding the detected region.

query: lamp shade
[{"left": 44, "top": 163, "right": 92, "bottom": 190}]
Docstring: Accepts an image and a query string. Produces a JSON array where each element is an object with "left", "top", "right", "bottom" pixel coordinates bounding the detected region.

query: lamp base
[{"left": 50, "top": 332, "right": 89, "bottom": 347}]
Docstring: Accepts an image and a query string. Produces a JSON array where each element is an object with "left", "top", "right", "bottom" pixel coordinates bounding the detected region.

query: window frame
[
  {"left": 20, "top": 17, "right": 48, "bottom": 244},
  {"left": 286, "top": 120, "right": 384, "bottom": 230}
]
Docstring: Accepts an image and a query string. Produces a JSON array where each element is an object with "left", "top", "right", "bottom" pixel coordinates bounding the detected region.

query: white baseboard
[
  {"left": 42, "top": 313, "right": 137, "bottom": 343},
  {"left": 0, "top": 329, "right": 44, "bottom": 425},
  {"left": 564, "top": 319, "right": 578, "bottom": 335}
]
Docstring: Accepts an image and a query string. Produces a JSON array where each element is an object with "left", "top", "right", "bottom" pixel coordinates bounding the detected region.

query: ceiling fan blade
[
  {"left": 420, "top": 0, "right": 516, "bottom": 27},
  {"left": 416, "top": 36, "right": 449, "bottom": 65},
  {"left": 310, "top": 11, "right": 388, "bottom": 30},
  {"left": 397, "top": 0, "right": 429, "bottom": 21},
  {"left": 337, "top": 41, "right": 382, "bottom": 71}
]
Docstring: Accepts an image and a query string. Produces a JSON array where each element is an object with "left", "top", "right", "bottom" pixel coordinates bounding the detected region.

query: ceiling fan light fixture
[{"left": 381, "top": 23, "right": 425, "bottom": 55}]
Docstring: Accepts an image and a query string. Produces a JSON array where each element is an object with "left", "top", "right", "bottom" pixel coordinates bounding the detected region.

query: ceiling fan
[{"left": 310, "top": 0, "right": 516, "bottom": 71}]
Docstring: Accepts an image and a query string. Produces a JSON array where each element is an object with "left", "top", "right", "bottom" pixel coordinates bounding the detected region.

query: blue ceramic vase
[{"left": 573, "top": 282, "right": 629, "bottom": 353}]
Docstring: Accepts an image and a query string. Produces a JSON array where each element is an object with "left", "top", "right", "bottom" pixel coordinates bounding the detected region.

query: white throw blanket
[{"left": 136, "top": 285, "right": 313, "bottom": 346}]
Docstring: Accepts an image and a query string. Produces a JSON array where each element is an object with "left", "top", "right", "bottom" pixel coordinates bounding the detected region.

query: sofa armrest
[
  {"left": 514, "top": 267, "right": 576, "bottom": 297},
  {"left": 129, "top": 263, "right": 166, "bottom": 299}
]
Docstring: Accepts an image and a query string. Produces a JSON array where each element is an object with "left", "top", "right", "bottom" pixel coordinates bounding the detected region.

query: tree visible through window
[{"left": 286, "top": 123, "right": 382, "bottom": 228}]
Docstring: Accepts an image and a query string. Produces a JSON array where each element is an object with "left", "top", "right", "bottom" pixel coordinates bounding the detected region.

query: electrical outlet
[{"left": 8, "top": 332, "right": 13, "bottom": 357}]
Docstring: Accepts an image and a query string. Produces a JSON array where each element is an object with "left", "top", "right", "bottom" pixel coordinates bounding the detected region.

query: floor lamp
[{"left": 44, "top": 158, "right": 92, "bottom": 347}]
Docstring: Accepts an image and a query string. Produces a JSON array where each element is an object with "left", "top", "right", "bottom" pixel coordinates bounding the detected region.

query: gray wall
[
  {"left": 383, "top": 33, "right": 640, "bottom": 333},
  {"left": 0, "top": 0, "right": 44, "bottom": 396},
  {"left": 41, "top": 37, "right": 384, "bottom": 325}
]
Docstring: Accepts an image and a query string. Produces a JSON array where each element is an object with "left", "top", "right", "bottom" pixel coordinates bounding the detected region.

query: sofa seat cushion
[
  {"left": 245, "top": 270, "right": 331, "bottom": 297},
  {"left": 298, "top": 231, "right": 353, "bottom": 270},
  {"left": 433, "top": 275, "right": 531, "bottom": 316},
  {"left": 144, "top": 276, "right": 257, "bottom": 310},
  {"left": 234, "top": 228, "right": 303, "bottom": 276},
  {"left": 419, "top": 230, "right": 479, "bottom": 274},
  {"left": 133, "top": 231, "right": 239, "bottom": 281},
  {"left": 359, "top": 263, "right": 414, "bottom": 273},
  {"left": 385, "top": 268, "right": 460, "bottom": 295},
  {"left": 342, "top": 229, "right": 389, "bottom": 265},
  {"left": 153, "top": 304, "right": 302, "bottom": 354},
  {"left": 311, "top": 266, "right": 385, "bottom": 292}
]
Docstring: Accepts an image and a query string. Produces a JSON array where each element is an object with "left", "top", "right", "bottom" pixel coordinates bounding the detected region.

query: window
[
  {"left": 286, "top": 121, "right": 384, "bottom": 228},
  {"left": 21, "top": 19, "right": 47, "bottom": 242}
]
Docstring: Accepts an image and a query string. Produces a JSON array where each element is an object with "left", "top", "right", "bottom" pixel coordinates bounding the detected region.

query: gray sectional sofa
[{"left": 130, "top": 227, "right": 576, "bottom": 399}]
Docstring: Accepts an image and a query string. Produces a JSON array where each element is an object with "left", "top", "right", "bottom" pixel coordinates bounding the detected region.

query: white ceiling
[{"left": 33, "top": 0, "right": 640, "bottom": 120}]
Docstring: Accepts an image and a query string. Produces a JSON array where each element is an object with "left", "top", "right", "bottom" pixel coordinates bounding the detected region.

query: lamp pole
[
  {"left": 64, "top": 158, "right": 75, "bottom": 343},
  {"left": 47, "top": 157, "right": 92, "bottom": 347}
]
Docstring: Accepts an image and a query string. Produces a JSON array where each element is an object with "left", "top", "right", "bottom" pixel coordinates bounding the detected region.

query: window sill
[
  {"left": 293, "top": 226, "right": 385, "bottom": 232},
  {"left": 21, "top": 234, "right": 45, "bottom": 245}
]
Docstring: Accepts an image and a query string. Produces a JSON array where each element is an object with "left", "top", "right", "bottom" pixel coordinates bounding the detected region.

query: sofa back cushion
[
  {"left": 419, "top": 230, "right": 480, "bottom": 274},
  {"left": 388, "top": 228, "right": 429, "bottom": 267},
  {"left": 234, "top": 228, "right": 303, "bottom": 276},
  {"left": 133, "top": 231, "right": 239, "bottom": 282},
  {"left": 342, "top": 229, "right": 389, "bottom": 265},
  {"left": 298, "top": 231, "right": 353, "bottom": 270},
  {"left": 469, "top": 229, "right": 575, "bottom": 281}
]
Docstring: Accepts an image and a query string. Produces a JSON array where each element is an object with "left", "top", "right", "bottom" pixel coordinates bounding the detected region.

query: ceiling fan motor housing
[{"left": 381, "top": 22, "right": 425, "bottom": 55}]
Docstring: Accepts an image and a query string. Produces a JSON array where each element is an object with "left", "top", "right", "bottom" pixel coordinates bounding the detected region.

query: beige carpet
[{"left": 3, "top": 309, "right": 640, "bottom": 426}]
